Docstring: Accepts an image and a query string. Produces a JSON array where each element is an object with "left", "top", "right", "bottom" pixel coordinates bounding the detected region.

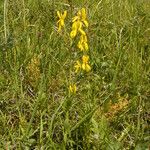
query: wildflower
[
  {"left": 73, "top": 8, "right": 88, "bottom": 27},
  {"left": 70, "top": 20, "right": 81, "bottom": 38},
  {"left": 70, "top": 8, "right": 88, "bottom": 38},
  {"left": 74, "top": 60, "right": 81, "bottom": 73},
  {"left": 70, "top": 20, "right": 86, "bottom": 38},
  {"left": 69, "top": 84, "right": 77, "bottom": 94},
  {"left": 77, "top": 34, "right": 88, "bottom": 51},
  {"left": 57, "top": 10, "right": 67, "bottom": 32},
  {"left": 82, "top": 55, "right": 91, "bottom": 72},
  {"left": 80, "top": 8, "right": 89, "bottom": 27}
]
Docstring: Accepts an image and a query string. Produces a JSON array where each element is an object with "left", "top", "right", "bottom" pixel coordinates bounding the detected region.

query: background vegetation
[{"left": 0, "top": 0, "right": 150, "bottom": 149}]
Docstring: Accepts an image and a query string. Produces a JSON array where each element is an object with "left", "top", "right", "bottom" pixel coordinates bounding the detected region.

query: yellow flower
[
  {"left": 72, "top": 20, "right": 82, "bottom": 30},
  {"left": 74, "top": 56, "right": 91, "bottom": 73},
  {"left": 76, "top": 8, "right": 88, "bottom": 27},
  {"left": 57, "top": 10, "right": 67, "bottom": 32},
  {"left": 70, "top": 21, "right": 81, "bottom": 38},
  {"left": 69, "top": 84, "right": 77, "bottom": 94},
  {"left": 70, "top": 8, "right": 88, "bottom": 38},
  {"left": 82, "top": 55, "right": 89, "bottom": 63},
  {"left": 81, "top": 8, "right": 89, "bottom": 27},
  {"left": 77, "top": 41, "right": 84, "bottom": 51},
  {"left": 82, "top": 63, "right": 91, "bottom": 72},
  {"left": 74, "top": 60, "right": 81, "bottom": 73},
  {"left": 78, "top": 28, "right": 86, "bottom": 35},
  {"left": 70, "top": 20, "right": 84, "bottom": 38},
  {"left": 77, "top": 34, "right": 88, "bottom": 51},
  {"left": 72, "top": 16, "right": 79, "bottom": 22},
  {"left": 84, "top": 42, "right": 89, "bottom": 51},
  {"left": 70, "top": 30, "right": 77, "bottom": 38},
  {"left": 82, "top": 55, "right": 91, "bottom": 72}
]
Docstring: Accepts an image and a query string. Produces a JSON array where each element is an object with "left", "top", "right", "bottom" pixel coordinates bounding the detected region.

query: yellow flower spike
[
  {"left": 82, "top": 55, "right": 91, "bottom": 72},
  {"left": 77, "top": 34, "right": 89, "bottom": 51},
  {"left": 57, "top": 10, "right": 67, "bottom": 32},
  {"left": 77, "top": 41, "right": 84, "bottom": 51},
  {"left": 81, "top": 8, "right": 89, "bottom": 27},
  {"left": 81, "top": 8, "right": 86, "bottom": 19},
  {"left": 77, "top": 20, "right": 83, "bottom": 29},
  {"left": 78, "top": 28, "right": 86, "bottom": 35},
  {"left": 83, "top": 20, "right": 89, "bottom": 28},
  {"left": 83, "top": 35, "right": 89, "bottom": 51},
  {"left": 84, "top": 42, "right": 89, "bottom": 51},
  {"left": 80, "top": 34, "right": 84, "bottom": 42},
  {"left": 70, "top": 8, "right": 88, "bottom": 38},
  {"left": 69, "top": 84, "right": 77, "bottom": 94},
  {"left": 70, "top": 21, "right": 82, "bottom": 38},
  {"left": 83, "top": 63, "right": 91, "bottom": 72},
  {"left": 74, "top": 60, "right": 81, "bottom": 73},
  {"left": 72, "top": 16, "right": 79, "bottom": 22},
  {"left": 70, "top": 21, "right": 78, "bottom": 38},
  {"left": 72, "top": 20, "right": 82, "bottom": 31},
  {"left": 72, "top": 21, "right": 78, "bottom": 30},
  {"left": 83, "top": 34, "right": 88, "bottom": 42},
  {"left": 62, "top": 11, "right": 67, "bottom": 19},
  {"left": 70, "top": 30, "right": 77, "bottom": 38},
  {"left": 57, "top": 11, "right": 61, "bottom": 18},
  {"left": 82, "top": 63, "right": 86, "bottom": 70},
  {"left": 82, "top": 55, "right": 89, "bottom": 63}
]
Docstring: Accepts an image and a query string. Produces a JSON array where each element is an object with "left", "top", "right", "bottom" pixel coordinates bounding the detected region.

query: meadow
[{"left": 0, "top": 0, "right": 150, "bottom": 149}]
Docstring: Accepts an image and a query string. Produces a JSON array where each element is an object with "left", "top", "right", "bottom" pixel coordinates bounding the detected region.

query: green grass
[{"left": 0, "top": 0, "right": 150, "bottom": 149}]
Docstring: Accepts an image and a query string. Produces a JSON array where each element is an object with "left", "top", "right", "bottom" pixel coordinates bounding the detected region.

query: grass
[{"left": 0, "top": 0, "right": 150, "bottom": 149}]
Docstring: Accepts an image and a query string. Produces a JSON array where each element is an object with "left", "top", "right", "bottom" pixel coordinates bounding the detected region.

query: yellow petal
[
  {"left": 74, "top": 61, "right": 81, "bottom": 73},
  {"left": 62, "top": 11, "right": 67, "bottom": 19},
  {"left": 69, "top": 84, "right": 77, "bottom": 94},
  {"left": 69, "top": 85, "right": 73, "bottom": 93},
  {"left": 77, "top": 41, "right": 84, "bottom": 51},
  {"left": 60, "top": 19, "right": 64, "bottom": 26},
  {"left": 72, "top": 21, "right": 78, "bottom": 30},
  {"left": 81, "top": 8, "right": 86, "bottom": 19},
  {"left": 83, "top": 20, "right": 89, "bottom": 27},
  {"left": 57, "top": 11, "right": 61, "bottom": 18},
  {"left": 79, "top": 28, "right": 86, "bottom": 35},
  {"left": 79, "top": 35, "right": 84, "bottom": 43},
  {"left": 77, "top": 21, "right": 83, "bottom": 29},
  {"left": 85, "top": 64, "right": 91, "bottom": 72},
  {"left": 72, "top": 16, "right": 79, "bottom": 22},
  {"left": 73, "top": 84, "right": 77, "bottom": 93},
  {"left": 82, "top": 55, "right": 89, "bottom": 63},
  {"left": 70, "top": 30, "right": 77, "bottom": 38},
  {"left": 83, "top": 34, "right": 88, "bottom": 42},
  {"left": 82, "top": 63, "right": 86, "bottom": 70},
  {"left": 84, "top": 42, "right": 88, "bottom": 51}
]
